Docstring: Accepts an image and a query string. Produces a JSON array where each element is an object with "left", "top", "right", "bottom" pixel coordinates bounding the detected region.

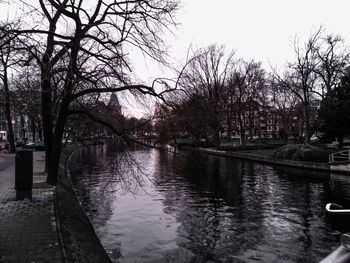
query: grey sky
[
  {"left": 133, "top": 0, "right": 350, "bottom": 82},
  {"left": 1, "top": 0, "right": 350, "bottom": 117},
  {"left": 128, "top": 0, "right": 350, "bottom": 116}
]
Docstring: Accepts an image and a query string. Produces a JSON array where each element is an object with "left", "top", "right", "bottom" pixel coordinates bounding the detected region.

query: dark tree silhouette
[
  {"left": 13, "top": 67, "right": 43, "bottom": 142},
  {"left": 320, "top": 71, "right": 350, "bottom": 148},
  {"left": 178, "top": 44, "right": 234, "bottom": 148},
  {"left": 273, "top": 29, "right": 322, "bottom": 145},
  {"left": 313, "top": 32, "right": 349, "bottom": 96},
  {"left": 0, "top": 25, "right": 20, "bottom": 153},
  {"left": 2, "top": 0, "right": 179, "bottom": 185},
  {"left": 226, "top": 59, "right": 265, "bottom": 145}
]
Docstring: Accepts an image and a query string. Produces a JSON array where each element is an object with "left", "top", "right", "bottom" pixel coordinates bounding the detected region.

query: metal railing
[
  {"left": 321, "top": 204, "right": 350, "bottom": 262},
  {"left": 329, "top": 150, "right": 350, "bottom": 164}
]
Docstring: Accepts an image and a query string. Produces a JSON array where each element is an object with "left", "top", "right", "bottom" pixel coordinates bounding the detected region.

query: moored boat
[{"left": 326, "top": 203, "right": 350, "bottom": 215}]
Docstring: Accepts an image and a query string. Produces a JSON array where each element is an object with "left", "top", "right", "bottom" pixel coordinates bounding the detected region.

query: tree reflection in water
[
  {"left": 69, "top": 144, "right": 350, "bottom": 263},
  {"left": 67, "top": 142, "right": 151, "bottom": 237}
]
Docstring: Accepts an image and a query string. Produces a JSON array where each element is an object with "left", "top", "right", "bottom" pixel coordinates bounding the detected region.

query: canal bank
[
  {"left": 186, "top": 147, "right": 350, "bottom": 175},
  {"left": 55, "top": 146, "right": 111, "bottom": 263}
]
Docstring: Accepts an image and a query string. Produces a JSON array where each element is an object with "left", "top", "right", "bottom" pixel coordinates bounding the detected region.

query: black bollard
[{"left": 15, "top": 149, "right": 33, "bottom": 200}]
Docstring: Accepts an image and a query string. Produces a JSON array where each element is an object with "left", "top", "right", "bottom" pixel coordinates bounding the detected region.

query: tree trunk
[
  {"left": 46, "top": 39, "right": 79, "bottom": 185},
  {"left": 239, "top": 118, "right": 246, "bottom": 146},
  {"left": 38, "top": 119, "right": 43, "bottom": 141},
  {"left": 3, "top": 67, "right": 16, "bottom": 153},
  {"left": 303, "top": 102, "right": 310, "bottom": 145},
  {"left": 47, "top": 131, "right": 63, "bottom": 185},
  {"left": 214, "top": 127, "right": 220, "bottom": 149},
  {"left": 41, "top": 21, "right": 58, "bottom": 173},
  {"left": 227, "top": 110, "right": 232, "bottom": 141},
  {"left": 248, "top": 123, "right": 253, "bottom": 139},
  {"left": 41, "top": 77, "right": 53, "bottom": 172},
  {"left": 46, "top": 108, "right": 67, "bottom": 185},
  {"left": 30, "top": 116, "right": 36, "bottom": 142}
]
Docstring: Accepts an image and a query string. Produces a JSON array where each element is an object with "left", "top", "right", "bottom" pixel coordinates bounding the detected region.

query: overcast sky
[
  {"left": 2, "top": 0, "right": 350, "bottom": 117},
  {"left": 134, "top": 0, "right": 350, "bottom": 81},
  {"left": 128, "top": 0, "right": 350, "bottom": 116}
]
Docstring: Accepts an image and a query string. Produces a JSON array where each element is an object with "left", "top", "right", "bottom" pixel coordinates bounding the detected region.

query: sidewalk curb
[
  {"left": 54, "top": 187, "right": 69, "bottom": 263},
  {"left": 55, "top": 145, "right": 112, "bottom": 263}
]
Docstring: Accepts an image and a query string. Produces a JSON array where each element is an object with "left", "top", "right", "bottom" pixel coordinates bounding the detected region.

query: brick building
[
  {"left": 221, "top": 99, "right": 281, "bottom": 140},
  {"left": 221, "top": 98, "right": 320, "bottom": 141}
]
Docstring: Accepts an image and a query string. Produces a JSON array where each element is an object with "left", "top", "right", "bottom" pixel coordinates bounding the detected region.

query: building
[
  {"left": 221, "top": 99, "right": 282, "bottom": 140},
  {"left": 108, "top": 93, "right": 122, "bottom": 115},
  {"left": 220, "top": 97, "right": 321, "bottom": 141},
  {"left": 0, "top": 112, "right": 7, "bottom": 141},
  {"left": 64, "top": 93, "right": 125, "bottom": 140}
]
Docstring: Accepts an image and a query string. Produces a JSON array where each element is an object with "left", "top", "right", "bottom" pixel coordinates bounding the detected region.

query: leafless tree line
[
  {"left": 0, "top": 1, "right": 349, "bottom": 187},
  {"left": 158, "top": 28, "right": 350, "bottom": 147},
  {"left": 0, "top": 0, "right": 180, "bottom": 185}
]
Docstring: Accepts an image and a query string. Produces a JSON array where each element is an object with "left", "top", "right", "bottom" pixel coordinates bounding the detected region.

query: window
[
  {"left": 267, "top": 119, "right": 272, "bottom": 125},
  {"left": 267, "top": 126, "right": 272, "bottom": 131}
]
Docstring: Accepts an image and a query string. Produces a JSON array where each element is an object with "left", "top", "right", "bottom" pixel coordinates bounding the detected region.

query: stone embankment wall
[
  {"left": 196, "top": 148, "right": 332, "bottom": 172},
  {"left": 55, "top": 147, "right": 111, "bottom": 263},
  {"left": 330, "top": 163, "right": 350, "bottom": 174}
]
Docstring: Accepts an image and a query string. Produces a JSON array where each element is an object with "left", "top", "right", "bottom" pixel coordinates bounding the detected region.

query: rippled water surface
[{"left": 68, "top": 143, "right": 350, "bottom": 262}]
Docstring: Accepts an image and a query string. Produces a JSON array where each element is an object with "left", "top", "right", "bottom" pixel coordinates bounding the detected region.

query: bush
[{"left": 273, "top": 144, "right": 332, "bottom": 163}]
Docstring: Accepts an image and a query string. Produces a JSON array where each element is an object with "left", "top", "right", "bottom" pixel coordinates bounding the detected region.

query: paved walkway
[{"left": 0, "top": 151, "right": 64, "bottom": 263}]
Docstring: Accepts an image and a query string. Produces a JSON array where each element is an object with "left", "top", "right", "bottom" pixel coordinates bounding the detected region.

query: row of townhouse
[
  {"left": 0, "top": 113, "right": 6, "bottom": 140},
  {"left": 2, "top": 93, "right": 125, "bottom": 143},
  {"left": 220, "top": 99, "right": 320, "bottom": 140},
  {"left": 0, "top": 110, "right": 40, "bottom": 142},
  {"left": 1, "top": 87, "right": 42, "bottom": 142}
]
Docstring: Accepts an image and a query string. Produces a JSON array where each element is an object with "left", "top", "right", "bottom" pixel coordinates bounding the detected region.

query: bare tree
[
  {"left": 2, "top": 0, "right": 179, "bottom": 185},
  {"left": 13, "top": 66, "right": 42, "bottom": 142},
  {"left": 273, "top": 28, "right": 349, "bottom": 145},
  {"left": 268, "top": 76, "right": 299, "bottom": 140},
  {"left": 179, "top": 44, "right": 234, "bottom": 148},
  {"left": 273, "top": 29, "right": 322, "bottom": 145},
  {"left": 313, "top": 32, "right": 349, "bottom": 96},
  {"left": 226, "top": 59, "right": 265, "bottom": 145},
  {"left": 0, "top": 24, "right": 20, "bottom": 153}
]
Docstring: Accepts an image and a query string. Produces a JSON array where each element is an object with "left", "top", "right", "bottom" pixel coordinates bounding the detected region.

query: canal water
[{"left": 67, "top": 143, "right": 350, "bottom": 263}]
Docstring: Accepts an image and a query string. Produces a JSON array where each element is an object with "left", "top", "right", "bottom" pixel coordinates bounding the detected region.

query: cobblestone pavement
[{"left": 0, "top": 151, "right": 64, "bottom": 263}]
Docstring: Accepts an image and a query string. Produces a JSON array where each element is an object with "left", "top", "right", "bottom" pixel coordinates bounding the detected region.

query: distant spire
[{"left": 108, "top": 93, "right": 122, "bottom": 115}]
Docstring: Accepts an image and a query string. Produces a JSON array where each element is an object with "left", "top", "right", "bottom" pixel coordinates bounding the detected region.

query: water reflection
[{"left": 68, "top": 145, "right": 350, "bottom": 263}]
